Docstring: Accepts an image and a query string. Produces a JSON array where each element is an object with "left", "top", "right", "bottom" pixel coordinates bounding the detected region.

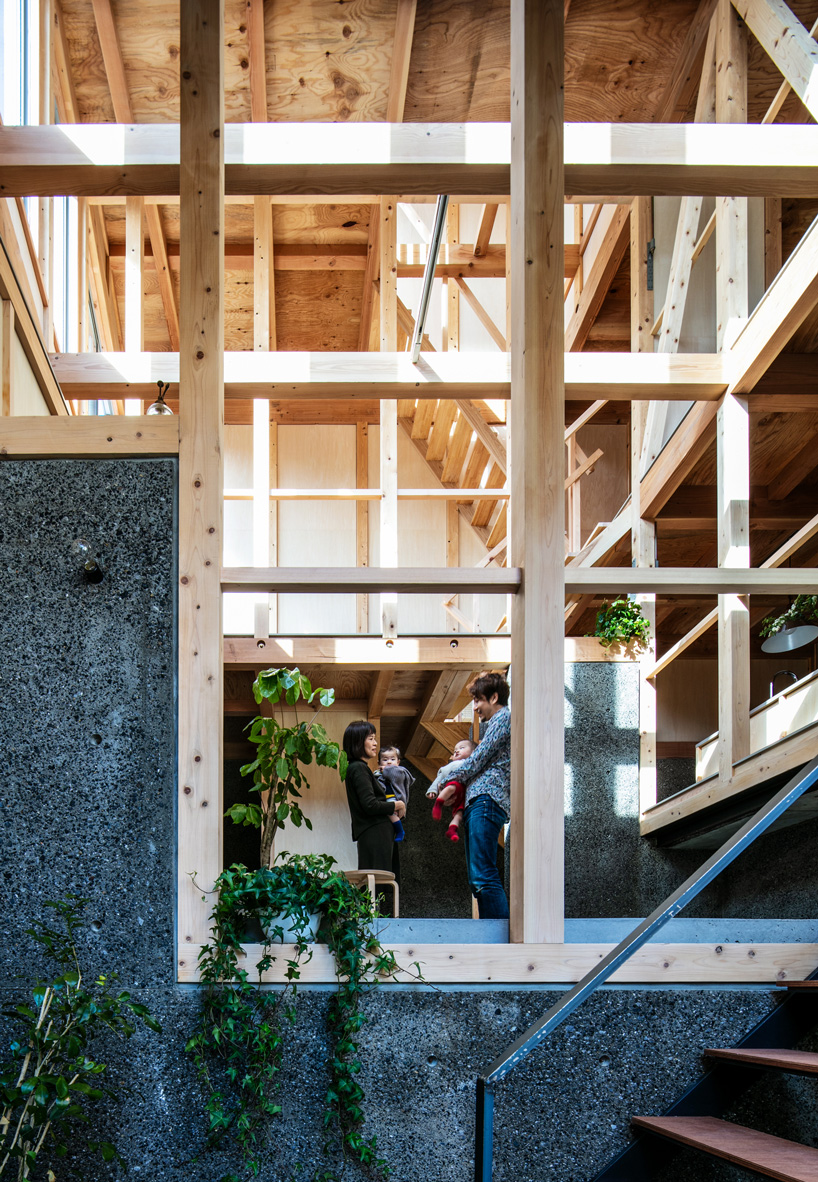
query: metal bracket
[{"left": 646, "top": 237, "right": 656, "bottom": 291}]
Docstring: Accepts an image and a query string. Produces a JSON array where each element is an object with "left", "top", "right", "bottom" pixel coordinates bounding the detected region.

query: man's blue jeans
[{"left": 463, "top": 794, "right": 509, "bottom": 919}]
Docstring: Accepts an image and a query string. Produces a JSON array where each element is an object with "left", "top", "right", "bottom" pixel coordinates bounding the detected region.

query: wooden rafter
[{"left": 246, "top": 0, "right": 268, "bottom": 122}]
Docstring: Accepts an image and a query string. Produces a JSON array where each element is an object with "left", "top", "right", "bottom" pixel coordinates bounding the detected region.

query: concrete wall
[{"left": 2, "top": 462, "right": 818, "bottom": 1181}]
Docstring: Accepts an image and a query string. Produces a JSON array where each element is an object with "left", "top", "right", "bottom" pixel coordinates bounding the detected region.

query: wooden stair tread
[
  {"left": 779, "top": 981, "right": 818, "bottom": 989},
  {"left": 633, "top": 1116, "right": 818, "bottom": 1181},
  {"left": 706, "top": 1048, "right": 818, "bottom": 1073}
]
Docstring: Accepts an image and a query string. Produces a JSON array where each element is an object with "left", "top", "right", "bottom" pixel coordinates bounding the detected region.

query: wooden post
[
  {"left": 446, "top": 203, "right": 460, "bottom": 352},
  {"left": 764, "top": 197, "right": 783, "bottom": 290},
  {"left": 380, "top": 196, "right": 398, "bottom": 639},
  {"left": 39, "top": 0, "right": 53, "bottom": 348},
  {"left": 177, "top": 0, "right": 224, "bottom": 955},
  {"left": 1, "top": 301, "right": 13, "bottom": 416},
  {"left": 447, "top": 499, "right": 460, "bottom": 633},
  {"left": 253, "top": 196, "right": 275, "bottom": 635},
  {"left": 715, "top": 0, "right": 748, "bottom": 350},
  {"left": 717, "top": 393, "right": 750, "bottom": 781},
  {"left": 77, "top": 197, "right": 87, "bottom": 353},
  {"left": 356, "top": 421, "right": 369, "bottom": 633},
  {"left": 510, "top": 0, "right": 564, "bottom": 944},
  {"left": 124, "top": 196, "right": 144, "bottom": 352},
  {"left": 630, "top": 195, "right": 657, "bottom": 813}
]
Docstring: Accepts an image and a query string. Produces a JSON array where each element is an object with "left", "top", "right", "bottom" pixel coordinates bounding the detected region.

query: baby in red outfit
[{"left": 426, "top": 738, "right": 476, "bottom": 842}]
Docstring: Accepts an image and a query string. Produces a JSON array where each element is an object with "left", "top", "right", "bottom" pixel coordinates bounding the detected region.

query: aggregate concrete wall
[{"left": 2, "top": 460, "right": 817, "bottom": 1182}]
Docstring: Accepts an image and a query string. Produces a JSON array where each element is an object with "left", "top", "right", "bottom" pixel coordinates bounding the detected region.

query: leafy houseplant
[
  {"left": 759, "top": 594, "right": 818, "bottom": 639},
  {"left": 591, "top": 597, "right": 651, "bottom": 649},
  {"left": 0, "top": 896, "right": 161, "bottom": 1180},
  {"left": 225, "top": 668, "right": 348, "bottom": 868},
  {"left": 186, "top": 854, "right": 408, "bottom": 1181}
]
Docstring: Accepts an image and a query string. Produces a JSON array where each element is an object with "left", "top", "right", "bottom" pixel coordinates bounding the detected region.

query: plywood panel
[
  {"left": 576, "top": 424, "right": 629, "bottom": 546},
  {"left": 278, "top": 424, "right": 357, "bottom": 634},
  {"left": 275, "top": 272, "right": 361, "bottom": 352},
  {"left": 657, "top": 658, "right": 719, "bottom": 743},
  {"left": 11, "top": 336, "right": 49, "bottom": 415}
]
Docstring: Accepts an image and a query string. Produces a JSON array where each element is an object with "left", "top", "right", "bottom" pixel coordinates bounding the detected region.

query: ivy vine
[
  {"left": 591, "top": 597, "right": 651, "bottom": 648},
  {"left": 759, "top": 594, "right": 818, "bottom": 639},
  {"left": 187, "top": 854, "right": 415, "bottom": 1182}
]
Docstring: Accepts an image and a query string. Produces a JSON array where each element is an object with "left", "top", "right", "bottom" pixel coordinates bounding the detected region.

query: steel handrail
[{"left": 474, "top": 752, "right": 818, "bottom": 1182}]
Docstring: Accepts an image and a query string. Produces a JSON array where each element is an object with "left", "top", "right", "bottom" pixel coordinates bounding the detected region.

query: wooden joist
[
  {"left": 224, "top": 635, "right": 511, "bottom": 670},
  {"left": 565, "top": 568, "right": 818, "bottom": 595},
  {"left": 0, "top": 415, "right": 178, "bottom": 456}
]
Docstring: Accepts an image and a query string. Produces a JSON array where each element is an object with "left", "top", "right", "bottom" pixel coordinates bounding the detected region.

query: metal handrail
[
  {"left": 474, "top": 753, "right": 818, "bottom": 1182},
  {"left": 410, "top": 194, "right": 449, "bottom": 363}
]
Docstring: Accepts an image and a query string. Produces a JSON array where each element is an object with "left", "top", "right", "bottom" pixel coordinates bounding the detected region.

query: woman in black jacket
[{"left": 342, "top": 720, "right": 405, "bottom": 878}]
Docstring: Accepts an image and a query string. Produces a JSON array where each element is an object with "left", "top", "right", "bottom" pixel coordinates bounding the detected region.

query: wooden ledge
[{"left": 0, "top": 414, "right": 180, "bottom": 457}]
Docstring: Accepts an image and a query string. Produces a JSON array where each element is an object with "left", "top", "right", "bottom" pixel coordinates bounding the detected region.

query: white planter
[{"left": 264, "top": 911, "right": 321, "bottom": 944}]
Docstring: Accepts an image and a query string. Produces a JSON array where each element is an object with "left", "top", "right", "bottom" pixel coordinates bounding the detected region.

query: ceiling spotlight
[{"left": 147, "top": 380, "right": 173, "bottom": 416}]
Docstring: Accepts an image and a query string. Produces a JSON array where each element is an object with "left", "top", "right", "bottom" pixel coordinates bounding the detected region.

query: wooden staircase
[{"left": 620, "top": 979, "right": 818, "bottom": 1181}]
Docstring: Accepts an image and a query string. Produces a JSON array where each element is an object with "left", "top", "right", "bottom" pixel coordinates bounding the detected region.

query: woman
[{"left": 342, "top": 720, "right": 405, "bottom": 877}]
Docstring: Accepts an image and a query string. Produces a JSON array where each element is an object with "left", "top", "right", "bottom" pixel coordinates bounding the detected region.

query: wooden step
[
  {"left": 778, "top": 981, "right": 818, "bottom": 990},
  {"left": 705, "top": 1047, "right": 818, "bottom": 1074},
  {"left": 632, "top": 1116, "right": 818, "bottom": 1181}
]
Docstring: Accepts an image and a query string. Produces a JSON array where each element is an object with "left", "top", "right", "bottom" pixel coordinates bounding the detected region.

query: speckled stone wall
[{"left": 1, "top": 463, "right": 816, "bottom": 1182}]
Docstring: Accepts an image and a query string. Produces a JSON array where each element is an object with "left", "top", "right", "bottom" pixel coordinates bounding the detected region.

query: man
[{"left": 435, "top": 671, "right": 510, "bottom": 919}]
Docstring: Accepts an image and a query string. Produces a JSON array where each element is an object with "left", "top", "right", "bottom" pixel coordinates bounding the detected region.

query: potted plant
[
  {"left": 225, "top": 667, "right": 348, "bottom": 868},
  {"left": 187, "top": 853, "right": 411, "bottom": 1180},
  {"left": 759, "top": 594, "right": 818, "bottom": 644},
  {"left": 591, "top": 597, "right": 651, "bottom": 649}
]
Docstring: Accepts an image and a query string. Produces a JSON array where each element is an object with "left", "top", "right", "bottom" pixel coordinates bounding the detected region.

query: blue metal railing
[{"left": 474, "top": 753, "right": 818, "bottom": 1181}]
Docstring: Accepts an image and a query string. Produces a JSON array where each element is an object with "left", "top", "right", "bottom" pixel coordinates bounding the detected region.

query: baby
[
  {"left": 376, "top": 746, "right": 415, "bottom": 844},
  {"left": 426, "top": 739, "right": 476, "bottom": 842}
]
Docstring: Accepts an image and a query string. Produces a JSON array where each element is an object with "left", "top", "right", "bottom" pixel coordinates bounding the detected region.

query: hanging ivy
[
  {"left": 759, "top": 594, "right": 818, "bottom": 639},
  {"left": 187, "top": 854, "right": 418, "bottom": 1182}
]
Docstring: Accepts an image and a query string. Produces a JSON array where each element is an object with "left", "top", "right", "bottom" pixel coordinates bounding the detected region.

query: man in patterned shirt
[{"left": 434, "top": 671, "right": 510, "bottom": 919}]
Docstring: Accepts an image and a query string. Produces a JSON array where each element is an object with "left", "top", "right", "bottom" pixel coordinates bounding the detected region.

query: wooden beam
[
  {"left": 564, "top": 446, "right": 603, "bottom": 490},
  {"left": 222, "top": 567, "right": 521, "bottom": 595},
  {"left": 474, "top": 203, "right": 499, "bottom": 257},
  {"left": 177, "top": 0, "right": 224, "bottom": 947},
  {"left": 368, "top": 670, "right": 395, "bottom": 719},
  {"left": 715, "top": 0, "right": 748, "bottom": 351},
  {"left": 454, "top": 276, "right": 506, "bottom": 350},
  {"left": 6, "top": 123, "right": 818, "bottom": 200},
  {"left": 0, "top": 234, "right": 67, "bottom": 414},
  {"left": 386, "top": 0, "right": 417, "bottom": 122},
  {"left": 49, "top": 350, "right": 729, "bottom": 402},
  {"left": 226, "top": 635, "right": 511, "bottom": 671},
  {"left": 733, "top": 0, "right": 818, "bottom": 122},
  {"left": 640, "top": 401, "right": 719, "bottom": 519},
  {"left": 510, "top": 0, "right": 564, "bottom": 944},
  {"left": 728, "top": 213, "right": 818, "bottom": 393},
  {"left": 655, "top": 0, "right": 720, "bottom": 121},
  {"left": 91, "top": 0, "right": 133, "bottom": 122},
  {"left": 564, "top": 204, "right": 631, "bottom": 352},
  {"left": 0, "top": 415, "right": 180, "bottom": 456},
  {"left": 565, "top": 568, "right": 818, "bottom": 594},
  {"left": 145, "top": 204, "right": 180, "bottom": 351},
  {"left": 245, "top": 0, "right": 267, "bottom": 123}
]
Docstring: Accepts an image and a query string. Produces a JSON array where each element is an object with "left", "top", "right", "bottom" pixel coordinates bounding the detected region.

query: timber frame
[{"left": 3, "top": 0, "right": 818, "bottom": 984}]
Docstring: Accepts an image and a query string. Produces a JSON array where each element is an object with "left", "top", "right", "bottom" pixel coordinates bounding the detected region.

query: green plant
[
  {"left": 0, "top": 896, "right": 161, "bottom": 1180},
  {"left": 759, "top": 594, "right": 818, "bottom": 639},
  {"left": 186, "top": 854, "right": 411, "bottom": 1181},
  {"left": 225, "top": 668, "right": 348, "bottom": 868},
  {"left": 591, "top": 597, "right": 651, "bottom": 648}
]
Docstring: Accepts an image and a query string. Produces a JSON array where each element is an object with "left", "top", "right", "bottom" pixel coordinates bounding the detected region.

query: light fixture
[
  {"left": 71, "top": 537, "right": 104, "bottom": 584},
  {"left": 147, "top": 380, "right": 173, "bottom": 416},
  {"left": 761, "top": 624, "right": 818, "bottom": 653}
]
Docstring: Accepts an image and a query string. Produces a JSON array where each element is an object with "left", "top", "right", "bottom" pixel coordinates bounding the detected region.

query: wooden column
[
  {"left": 630, "top": 195, "right": 658, "bottom": 814},
  {"left": 445, "top": 203, "right": 460, "bottom": 352},
  {"left": 510, "top": 0, "right": 564, "bottom": 944},
  {"left": 1, "top": 301, "right": 13, "bottom": 416},
  {"left": 380, "top": 196, "right": 398, "bottom": 638},
  {"left": 253, "top": 196, "right": 276, "bottom": 635},
  {"left": 177, "top": 0, "right": 224, "bottom": 954},
  {"left": 356, "top": 421, "right": 369, "bottom": 633},
  {"left": 39, "top": 0, "right": 53, "bottom": 348},
  {"left": 77, "top": 197, "right": 87, "bottom": 354},
  {"left": 717, "top": 393, "right": 750, "bottom": 781},
  {"left": 715, "top": 0, "right": 748, "bottom": 350},
  {"left": 124, "top": 196, "right": 144, "bottom": 352}
]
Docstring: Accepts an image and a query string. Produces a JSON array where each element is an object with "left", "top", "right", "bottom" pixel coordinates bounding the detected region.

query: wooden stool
[{"left": 343, "top": 869, "right": 400, "bottom": 917}]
